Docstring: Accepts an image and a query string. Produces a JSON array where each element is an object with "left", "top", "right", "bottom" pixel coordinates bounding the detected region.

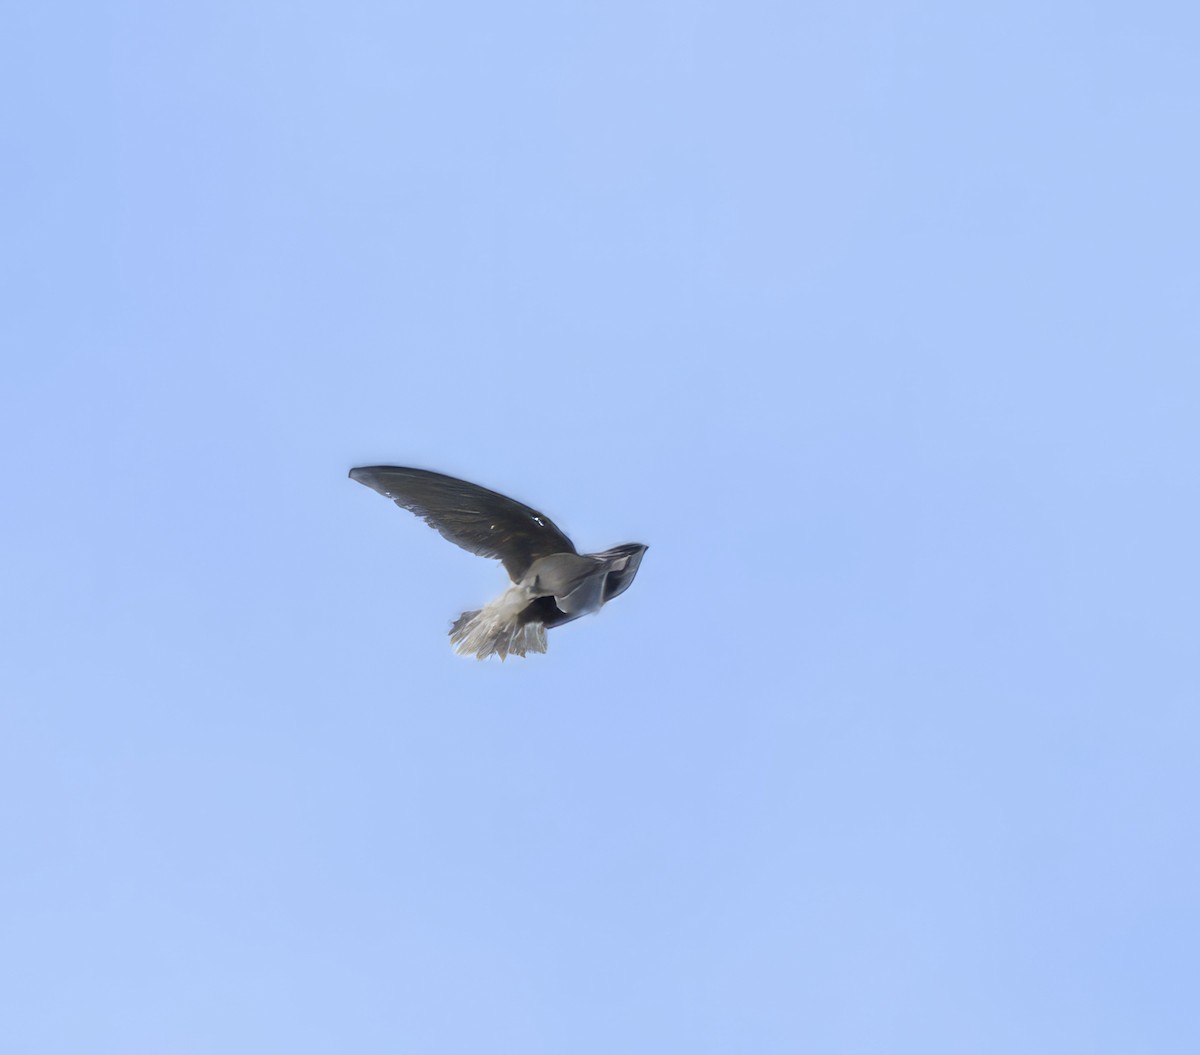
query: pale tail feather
[{"left": 448, "top": 588, "right": 547, "bottom": 660}]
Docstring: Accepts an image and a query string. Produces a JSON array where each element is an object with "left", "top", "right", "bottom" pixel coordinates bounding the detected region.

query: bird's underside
[{"left": 349, "top": 466, "right": 647, "bottom": 660}]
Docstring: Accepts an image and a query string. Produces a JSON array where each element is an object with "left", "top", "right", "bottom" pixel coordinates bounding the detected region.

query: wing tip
[{"left": 349, "top": 465, "right": 396, "bottom": 484}]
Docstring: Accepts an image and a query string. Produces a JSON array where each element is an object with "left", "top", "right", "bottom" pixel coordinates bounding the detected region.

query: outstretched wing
[{"left": 349, "top": 466, "right": 576, "bottom": 582}]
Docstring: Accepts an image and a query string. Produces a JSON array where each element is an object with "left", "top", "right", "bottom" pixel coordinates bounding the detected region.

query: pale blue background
[{"left": 3, "top": 2, "right": 1199, "bottom": 1052}]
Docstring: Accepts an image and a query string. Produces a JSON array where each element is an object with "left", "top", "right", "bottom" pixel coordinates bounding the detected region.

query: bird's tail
[{"left": 449, "top": 590, "right": 548, "bottom": 661}]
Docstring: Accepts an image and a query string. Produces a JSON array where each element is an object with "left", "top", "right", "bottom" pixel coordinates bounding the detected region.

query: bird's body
[{"left": 349, "top": 466, "right": 647, "bottom": 659}]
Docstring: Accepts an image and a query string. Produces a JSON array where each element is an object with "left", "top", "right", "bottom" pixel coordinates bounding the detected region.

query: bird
[{"left": 349, "top": 465, "right": 648, "bottom": 660}]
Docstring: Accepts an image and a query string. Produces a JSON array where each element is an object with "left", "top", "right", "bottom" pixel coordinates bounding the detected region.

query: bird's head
[{"left": 594, "top": 543, "right": 648, "bottom": 604}]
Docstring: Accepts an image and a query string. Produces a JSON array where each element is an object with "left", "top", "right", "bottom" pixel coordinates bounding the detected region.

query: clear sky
[{"left": 4, "top": 2, "right": 1199, "bottom": 1052}]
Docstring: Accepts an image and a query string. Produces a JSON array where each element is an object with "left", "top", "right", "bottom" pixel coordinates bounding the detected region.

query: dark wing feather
[
  {"left": 518, "top": 594, "right": 585, "bottom": 631},
  {"left": 349, "top": 466, "right": 575, "bottom": 581}
]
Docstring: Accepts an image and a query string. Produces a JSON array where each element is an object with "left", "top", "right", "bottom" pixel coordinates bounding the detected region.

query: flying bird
[{"left": 349, "top": 466, "right": 648, "bottom": 660}]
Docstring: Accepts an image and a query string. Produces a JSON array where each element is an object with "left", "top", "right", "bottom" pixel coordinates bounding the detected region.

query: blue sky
[{"left": 3, "top": 2, "right": 1199, "bottom": 1051}]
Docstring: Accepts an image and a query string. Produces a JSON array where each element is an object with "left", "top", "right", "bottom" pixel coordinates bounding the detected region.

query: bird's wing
[
  {"left": 349, "top": 466, "right": 576, "bottom": 582},
  {"left": 518, "top": 594, "right": 586, "bottom": 631}
]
